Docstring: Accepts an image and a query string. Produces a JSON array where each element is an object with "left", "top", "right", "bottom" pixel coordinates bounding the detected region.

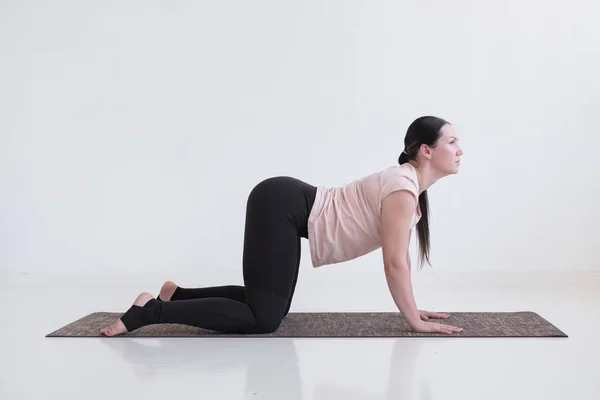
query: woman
[{"left": 101, "top": 116, "right": 465, "bottom": 336}]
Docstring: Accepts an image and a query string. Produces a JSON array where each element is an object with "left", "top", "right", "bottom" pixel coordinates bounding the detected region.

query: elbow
[{"left": 383, "top": 258, "right": 410, "bottom": 273}]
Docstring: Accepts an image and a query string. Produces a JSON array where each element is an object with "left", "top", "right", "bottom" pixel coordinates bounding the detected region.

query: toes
[{"left": 100, "top": 323, "right": 119, "bottom": 336}]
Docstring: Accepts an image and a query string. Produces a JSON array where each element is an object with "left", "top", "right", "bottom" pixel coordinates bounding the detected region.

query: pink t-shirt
[{"left": 307, "top": 163, "right": 421, "bottom": 268}]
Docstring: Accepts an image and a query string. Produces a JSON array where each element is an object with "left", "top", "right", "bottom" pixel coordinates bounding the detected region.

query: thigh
[
  {"left": 241, "top": 176, "right": 304, "bottom": 299},
  {"left": 242, "top": 218, "right": 301, "bottom": 299},
  {"left": 242, "top": 219, "right": 301, "bottom": 331}
]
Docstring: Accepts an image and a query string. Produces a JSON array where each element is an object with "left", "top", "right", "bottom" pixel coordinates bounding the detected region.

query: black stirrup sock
[
  {"left": 120, "top": 299, "right": 161, "bottom": 332},
  {"left": 155, "top": 287, "right": 181, "bottom": 302},
  {"left": 168, "top": 286, "right": 183, "bottom": 301}
]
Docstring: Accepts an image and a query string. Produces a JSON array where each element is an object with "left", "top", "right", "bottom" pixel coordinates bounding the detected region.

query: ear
[{"left": 419, "top": 144, "right": 432, "bottom": 159}]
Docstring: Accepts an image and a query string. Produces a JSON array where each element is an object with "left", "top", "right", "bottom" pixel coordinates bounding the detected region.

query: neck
[{"left": 408, "top": 160, "right": 441, "bottom": 194}]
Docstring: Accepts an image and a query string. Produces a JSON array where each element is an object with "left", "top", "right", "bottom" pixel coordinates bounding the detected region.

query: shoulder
[
  {"left": 380, "top": 166, "right": 418, "bottom": 243},
  {"left": 381, "top": 188, "right": 417, "bottom": 218},
  {"left": 379, "top": 165, "right": 419, "bottom": 201},
  {"left": 383, "top": 164, "right": 417, "bottom": 183}
]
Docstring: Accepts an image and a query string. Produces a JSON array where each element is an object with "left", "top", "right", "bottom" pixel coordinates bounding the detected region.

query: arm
[{"left": 380, "top": 190, "right": 421, "bottom": 329}]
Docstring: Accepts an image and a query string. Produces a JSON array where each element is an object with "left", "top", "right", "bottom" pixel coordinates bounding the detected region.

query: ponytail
[
  {"left": 415, "top": 190, "right": 430, "bottom": 270},
  {"left": 398, "top": 151, "right": 409, "bottom": 165}
]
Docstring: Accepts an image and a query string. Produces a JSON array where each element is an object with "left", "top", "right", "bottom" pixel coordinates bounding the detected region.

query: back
[{"left": 307, "top": 163, "right": 421, "bottom": 267}]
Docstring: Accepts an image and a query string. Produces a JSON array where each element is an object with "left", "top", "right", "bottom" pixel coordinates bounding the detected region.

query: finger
[
  {"left": 434, "top": 325, "right": 450, "bottom": 334},
  {"left": 423, "top": 311, "right": 444, "bottom": 318},
  {"left": 429, "top": 313, "right": 449, "bottom": 319},
  {"left": 438, "top": 325, "right": 461, "bottom": 334}
]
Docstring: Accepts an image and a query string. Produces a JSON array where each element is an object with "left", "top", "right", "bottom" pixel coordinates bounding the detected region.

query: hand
[
  {"left": 411, "top": 320, "right": 463, "bottom": 335},
  {"left": 419, "top": 310, "right": 449, "bottom": 321}
]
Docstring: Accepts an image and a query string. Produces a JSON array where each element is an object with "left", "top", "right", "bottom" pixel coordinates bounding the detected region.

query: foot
[
  {"left": 159, "top": 280, "right": 178, "bottom": 301},
  {"left": 100, "top": 292, "right": 154, "bottom": 336}
]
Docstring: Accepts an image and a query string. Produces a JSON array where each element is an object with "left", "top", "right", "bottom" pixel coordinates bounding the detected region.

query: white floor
[{"left": 2, "top": 272, "right": 599, "bottom": 400}]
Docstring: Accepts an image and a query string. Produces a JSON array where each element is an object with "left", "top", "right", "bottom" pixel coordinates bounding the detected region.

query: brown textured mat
[{"left": 46, "top": 311, "right": 567, "bottom": 337}]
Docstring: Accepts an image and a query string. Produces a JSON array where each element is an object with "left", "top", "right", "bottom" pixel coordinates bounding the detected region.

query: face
[{"left": 427, "top": 124, "right": 464, "bottom": 175}]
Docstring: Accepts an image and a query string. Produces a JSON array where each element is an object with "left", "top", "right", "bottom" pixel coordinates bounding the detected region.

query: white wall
[{"left": 2, "top": 0, "right": 599, "bottom": 283}]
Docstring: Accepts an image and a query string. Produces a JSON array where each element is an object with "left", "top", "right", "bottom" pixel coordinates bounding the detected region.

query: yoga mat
[{"left": 46, "top": 311, "right": 567, "bottom": 337}]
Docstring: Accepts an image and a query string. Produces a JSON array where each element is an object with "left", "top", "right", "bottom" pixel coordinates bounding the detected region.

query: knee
[
  {"left": 246, "top": 290, "right": 287, "bottom": 334},
  {"left": 255, "top": 315, "right": 283, "bottom": 334}
]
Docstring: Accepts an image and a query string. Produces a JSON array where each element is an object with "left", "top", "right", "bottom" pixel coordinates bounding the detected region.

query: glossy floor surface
[{"left": 2, "top": 273, "right": 599, "bottom": 399}]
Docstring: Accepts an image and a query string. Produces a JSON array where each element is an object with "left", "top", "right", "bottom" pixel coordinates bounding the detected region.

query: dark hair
[{"left": 398, "top": 116, "right": 450, "bottom": 270}]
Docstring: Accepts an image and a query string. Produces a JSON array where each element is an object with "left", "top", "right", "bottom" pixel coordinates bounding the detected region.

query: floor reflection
[{"left": 101, "top": 336, "right": 428, "bottom": 399}]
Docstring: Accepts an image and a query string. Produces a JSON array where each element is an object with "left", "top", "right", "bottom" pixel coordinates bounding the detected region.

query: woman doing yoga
[{"left": 101, "top": 116, "right": 465, "bottom": 336}]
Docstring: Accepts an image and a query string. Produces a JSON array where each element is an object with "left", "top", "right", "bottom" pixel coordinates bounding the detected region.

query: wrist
[
  {"left": 406, "top": 315, "right": 423, "bottom": 329},
  {"left": 408, "top": 318, "right": 423, "bottom": 329}
]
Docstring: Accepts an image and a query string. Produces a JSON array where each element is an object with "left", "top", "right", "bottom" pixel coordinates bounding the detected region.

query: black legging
[{"left": 119, "top": 176, "right": 317, "bottom": 334}]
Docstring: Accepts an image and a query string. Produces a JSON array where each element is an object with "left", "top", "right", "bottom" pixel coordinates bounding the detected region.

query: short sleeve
[{"left": 380, "top": 175, "right": 419, "bottom": 205}]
